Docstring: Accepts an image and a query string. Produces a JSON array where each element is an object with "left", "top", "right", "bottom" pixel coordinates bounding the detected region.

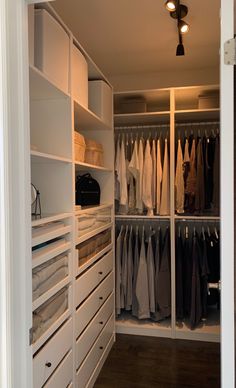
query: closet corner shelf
[
  {"left": 75, "top": 161, "right": 112, "bottom": 172},
  {"left": 29, "top": 65, "right": 70, "bottom": 100},
  {"left": 115, "top": 316, "right": 172, "bottom": 338},
  {"left": 114, "top": 111, "right": 170, "bottom": 126},
  {"left": 32, "top": 276, "right": 71, "bottom": 312},
  {"left": 31, "top": 150, "right": 72, "bottom": 164},
  {"left": 175, "top": 215, "right": 220, "bottom": 221},
  {"left": 74, "top": 100, "right": 112, "bottom": 131},
  {"left": 115, "top": 215, "right": 170, "bottom": 220},
  {"left": 31, "top": 213, "right": 73, "bottom": 227},
  {"left": 175, "top": 108, "right": 220, "bottom": 121}
]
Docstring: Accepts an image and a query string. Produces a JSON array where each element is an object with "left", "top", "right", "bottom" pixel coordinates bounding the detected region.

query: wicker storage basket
[
  {"left": 74, "top": 131, "right": 86, "bottom": 162},
  {"left": 85, "top": 138, "right": 104, "bottom": 166}
]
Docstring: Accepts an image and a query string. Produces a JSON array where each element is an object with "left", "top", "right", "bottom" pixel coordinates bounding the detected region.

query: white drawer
[
  {"left": 33, "top": 318, "right": 72, "bottom": 388},
  {"left": 76, "top": 314, "right": 114, "bottom": 388},
  {"left": 75, "top": 251, "right": 113, "bottom": 307},
  {"left": 75, "top": 271, "right": 113, "bottom": 338},
  {"left": 44, "top": 350, "right": 72, "bottom": 388},
  {"left": 76, "top": 293, "right": 114, "bottom": 369}
]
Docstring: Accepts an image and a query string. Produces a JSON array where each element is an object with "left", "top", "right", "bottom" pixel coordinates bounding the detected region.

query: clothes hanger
[
  {"left": 214, "top": 227, "right": 219, "bottom": 240},
  {"left": 207, "top": 226, "right": 211, "bottom": 237},
  {"left": 202, "top": 226, "right": 205, "bottom": 240},
  {"left": 185, "top": 226, "right": 189, "bottom": 239}
]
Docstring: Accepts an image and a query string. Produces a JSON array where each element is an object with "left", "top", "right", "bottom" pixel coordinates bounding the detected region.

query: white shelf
[
  {"left": 32, "top": 213, "right": 72, "bottom": 227},
  {"left": 76, "top": 223, "right": 113, "bottom": 245},
  {"left": 175, "top": 309, "right": 220, "bottom": 343},
  {"left": 116, "top": 313, "right": 172, "bottom": 338},
  {"left": 32, "top": 276, "right": 71, "bottom": 312},
  {"left": 31, "top": 150, "right": 72, "bottom": 164},
  {"left": 114, "top": 111, "right": 170, "bottom": 126},
  {"left": 75, "top": 203, "right": 113, "bottom": 215},
  {"left": 75, "top": 161, "right": 112, "bottom": 172},
  {"left": 32, "top": 240, "right": 71, "bottom": 269},
  {"left": 32, "top": 224, "right": 72, "bottom": 248},
  {"left": 77, "top": 244, "right": 113, "bottom": 276},
  {"left": 29, "top": 65, "right": 70, "bottom": 100},
  {"left": 175, "top": 108, "right": 220, "bottom": 121},
  {"left": 74, "top": 100, "right": 112, "bottom": 131}
]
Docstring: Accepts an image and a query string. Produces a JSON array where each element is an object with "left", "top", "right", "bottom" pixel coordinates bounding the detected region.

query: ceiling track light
[
  {"left": 164, "top": 0, "right": 190, "bottom": 56},
  {"left": 165, "top": 1, "right": 177, "bottom": 12}
]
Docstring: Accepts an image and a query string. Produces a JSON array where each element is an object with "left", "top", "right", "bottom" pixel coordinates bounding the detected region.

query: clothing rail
[
  {"left": 115, "top": 216, "right": 170, "bottom": 222},
  {"left": 115, "top": 123, "right": 170, "bottom": 131},
  {"left": 175, "top": 218, "right": 220, "bottom": 223},
  {"left": 175, "top": 121, "right": 219, "bottom": 127}
]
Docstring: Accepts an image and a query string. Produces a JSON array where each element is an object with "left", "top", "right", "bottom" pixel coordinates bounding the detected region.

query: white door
[{"left": 220, "top": 0, "right": 235, "bottom": 387}]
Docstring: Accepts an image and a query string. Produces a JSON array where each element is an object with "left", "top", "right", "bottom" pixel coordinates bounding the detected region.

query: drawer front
[
  {"left": 75, "top": 272, "right": 113, "bottom": 338},
  {"left": 33, "top": 318, "right": 72, "bottom": 388},
  {"left": 76, "top": 314, "right": 114, "bottom": 388},
  {"left": 75, "top": 251, "right": 113, "bottom": 307},
  {"left": 76, "top": 293, "right": 114, "bottom": 369},
  {"left": 44, "top": 350, "right": 72, "bottom": 388}
]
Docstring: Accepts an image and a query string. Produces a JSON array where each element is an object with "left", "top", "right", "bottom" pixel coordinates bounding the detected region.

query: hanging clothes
[
  {"left": 155, "top": 227, "right": 171, "bottom": 320},
  {"left": 156, "top": 138, "right": 163, "bottom": 215},
  {"left": 147, "top": 231, "right": 155, "bottom": 314},
  {"left": 142, "top": 139, "right": 153, "bottom": 216},
  {"left": 137, "top": 139, "right": 144, "bottom": 214},
  {"left": 126, "top": 226, "right": 133, "bottom": 310},
  {"left": 190, "top": 231, "right": 202, "bottom": 329},
  {"left": 176, "top": 228, "right": 184, "bottom": 320},
  {"left": 132, "top": 226, "right": 140, "bottom": 317},
  {"left": 115, "top": 137, "right": 121, "bottom": 202},
  {"left": 135, "top": 227, "right": 150, "bottom": 319},
  {"left": 185, "top": 139, "right": 197, "bottom": 213},
  {"left": 213, "top": 134, "right": 220, "bottom": 212},
  {"left": 115, "top": 226, "right": 124, "bottom": 316},
  {"left": 120, "top": 226, "right": 128, "bottom": 309},
  {"left": 154, "top": 227, "right": 162, "bottom": 317},
  {"left": 175, "top": 139, "right": 185, "bottom": 214},
  {"left": 183, "top": 138, "right": 190, "bottom": 186},
  {"left": 151, "top": 139, "right": 157, "bottom": 211},
  {"left": 199, "top": 230, "right": 210, "bottom": 319},
  {"left": 182, "top": 227, "right": 192, "bottom": 317},
  {"left": 160, "top": 139, "right": 170, "bottom": 216},
  {"left": 129, "top": 139, "right": 140, "bottom": 212},
  {"left": 118, "top": 138, "right": 128, "bottom": 206},
  {"left": 195, "top": 139, "right": 205, "bottom": 213}
]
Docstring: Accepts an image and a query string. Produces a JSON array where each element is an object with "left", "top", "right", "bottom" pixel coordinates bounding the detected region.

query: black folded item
[{"left": 76, "top": 173, "right": 100, "bottom": 206}]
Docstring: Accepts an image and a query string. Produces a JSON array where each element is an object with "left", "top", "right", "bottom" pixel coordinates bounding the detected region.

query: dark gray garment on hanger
[
  {"left": 176, "top": 231, "right": 184, "bottom": 320},
  {"left": 154, "top": 227, "right": 171, "bottom": 321},
  {"left": 132, "top": 227, "right": 140, "bottom": 317},
  {"left": 213, "top": 135, "right": 220, "bottom": 213},
  {"left": 199, "top": 232, "right": 209, "bottom": 319},
  {"left": 195, "top": 139, "right": 205, "bottom": 212},
  {"left": 126, "top": 226, "right": 133, "bottom": 310},
  {"left": 121, "top": 226, "right": 129, "bottom": 309},
  {"left": 154, "top": 227, "right": 162, "bottom": 317},
  {"left": 115, "top": 226, "right": 124, "bottom": 315},
  {"left": 147, "top": 232, "right": 155, "bottom": 314},
  {"left": 190, "top": 233, "right": 202, "bottom": 329},
  {"left": 135, "top": 228, "right": 150, "bottom": 319}
]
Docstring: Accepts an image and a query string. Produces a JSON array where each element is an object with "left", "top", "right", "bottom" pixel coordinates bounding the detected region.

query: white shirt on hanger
[
  {"left": 151, "top": 139, "right": 157, "bottom": 211},
  {"left": 160, "top": 138, "right": 170, "bottom": 216},
  {"left": 156, "top": 138, "right": 163, "bottom": 214},
  {"left": 118, "top": 137, "right": 128, "bottom": 206},
  {"left": 142, "top": 139, "right": 153, "bottom": 216},
  {"left": 175, "top": 138, "right": 185, "bottom": 214},
  {"left": 137, "top": 138, "right": 144, "bottom": 213}
]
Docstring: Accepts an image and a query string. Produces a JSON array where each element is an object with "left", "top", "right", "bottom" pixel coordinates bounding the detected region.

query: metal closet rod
[
  {"left": 115, "top": 124, "right": 170, "bottom": 131},
  {"left": 176, "top": 121, "right": 219, "bottom": 126},
  {"left": 176, "top": 218, "right": 220, "bottom": 223},
  {"left": 116, "top": 217, "right": 169, "bottom": 222}
]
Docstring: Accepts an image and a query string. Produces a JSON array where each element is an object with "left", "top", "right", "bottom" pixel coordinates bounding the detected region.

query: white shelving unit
[
  {"left": 114, "top": 85, "right": 220, "bottom": 343},
  {"left": 29, "top": 3, "right": 115, "bottom": 387}
]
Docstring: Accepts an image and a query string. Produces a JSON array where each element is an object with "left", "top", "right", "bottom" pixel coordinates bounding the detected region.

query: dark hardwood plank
[{"left": 94, "top": 334, "right": 220, "bottom": 388}]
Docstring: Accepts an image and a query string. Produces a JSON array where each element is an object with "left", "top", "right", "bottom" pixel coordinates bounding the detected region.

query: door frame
[{"left": 0, "top": 0, "right": 235, "bottom": 387}]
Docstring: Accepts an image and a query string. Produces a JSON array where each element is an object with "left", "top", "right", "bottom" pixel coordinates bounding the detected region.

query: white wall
[{"left": 108, "top": 66, "right": 219, "bottom": 92}]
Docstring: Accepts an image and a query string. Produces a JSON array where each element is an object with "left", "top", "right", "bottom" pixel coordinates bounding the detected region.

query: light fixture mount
[{"left": 170, "top": 4, "right": 188, "bottom": 19}]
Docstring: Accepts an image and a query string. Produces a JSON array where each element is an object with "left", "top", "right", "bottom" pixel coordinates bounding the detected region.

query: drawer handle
[
  {"left": 98, "top": 271, "right": 103, "bottom": 275},
  {"left": 99, "top": 346, "right": 104, "bottom": 350},
  {"left": 99, "top": 321, "right": 104, "bottom": 325},
  {"left": 99, "top": 296, "right": 103, "bottom": 300},
  {"left": 45, "top": 362, "right": 52, "bottom": 368}
]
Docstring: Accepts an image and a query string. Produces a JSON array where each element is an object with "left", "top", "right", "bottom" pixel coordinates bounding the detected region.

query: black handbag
[{"left": 76, "top": 173, "right": 100, "bottom": 206}]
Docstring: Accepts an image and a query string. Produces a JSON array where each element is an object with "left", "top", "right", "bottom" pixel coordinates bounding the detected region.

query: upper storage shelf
[
  {"left": 174, "top": 85, "right": 219, "bottom": 111},
  {"left": 74, "top": 100, "right": 112, "bottom": 131}
]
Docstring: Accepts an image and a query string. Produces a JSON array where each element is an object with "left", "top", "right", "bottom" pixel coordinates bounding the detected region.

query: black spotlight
[{"left": 176, "top": 32, "right": 185, "bottom": 56}]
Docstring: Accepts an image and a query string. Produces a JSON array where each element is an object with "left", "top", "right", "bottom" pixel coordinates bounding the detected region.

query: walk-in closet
[{"left": 2, "top": 0, "right": 235, "bottom": 387}]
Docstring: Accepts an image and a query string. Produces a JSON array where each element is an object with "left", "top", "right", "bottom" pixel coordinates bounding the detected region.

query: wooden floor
[{"left": 94, "top": 334, "right": 220, "bottom": 388}]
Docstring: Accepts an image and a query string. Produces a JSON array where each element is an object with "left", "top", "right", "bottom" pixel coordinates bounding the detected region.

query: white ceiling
[{"left": 52, "top": 0, "right": 220, "bottom": 78}]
